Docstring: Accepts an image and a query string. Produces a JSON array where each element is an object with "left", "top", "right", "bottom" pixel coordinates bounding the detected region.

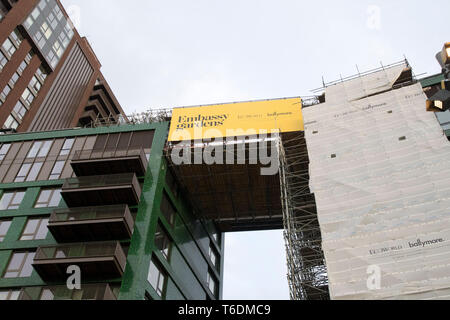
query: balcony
[
  {"left": 61, "top": 173, "right": 142, "bottom": 207},
  {"left": 78, "top": 109, "right": 98, "bottom": 127},
  {"left": 19, "top": 284, "right": 117, "bottom": 300},
  {"left": 32, "top": 242, "right": 126, "bottom": 282},
  {"left": 48, "top": 205, "right": 135, "bottom": 243},
  {"left": 71, "top": 148, "right": 148, "bottom": 177}
]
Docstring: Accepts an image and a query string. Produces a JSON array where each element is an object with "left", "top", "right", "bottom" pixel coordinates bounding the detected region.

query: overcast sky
[{"left": 60, "top": 0, "right": 450, "bottom": 300}]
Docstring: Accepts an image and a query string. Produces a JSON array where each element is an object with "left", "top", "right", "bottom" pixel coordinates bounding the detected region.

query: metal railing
[
  {"left": 34, "top": 241, "right": 126, "bottom": 271},
  {"left": 50, "top": 204, "right": 133, "bottom": 225},
  {"left": 19, "top": 284, "right": 116, "bottom": 300},
  {"left": 72, "top": 147, "right": 148, "bottom": 164},
  {"left": 62, "top": 173, "right": 139, "bottom": 190}
]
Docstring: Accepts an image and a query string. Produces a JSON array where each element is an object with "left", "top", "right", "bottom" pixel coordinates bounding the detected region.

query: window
[
  {"left": 9, "top": 72, "right": 19, "bottom": 87},
  {"left": 3, "top": 252, "right": 35, "bottom": 278},
  {"left": 49, "top": 160, "right": 65, "bottom": 180},
  {"left": 40, "top": 22, "right": 52, "bottom": 39},
  {"left": 34, "top": 30, "right": 45, "bottom": 49},
  {"left": 147, "top": 258, "right": 166, "bottom": 297},
  {"left": 13, "top": 101, "right": 28, "bottom": 121},
  {"left": 48, "top": 12, "right": 57, "bottom": 29},
  {"left": 160, "top": 192, "right": 176, "bottom": 227},
  {"left": 15, "top": 163, "right": 31, "bottom": 182},
  {"left": 0, "top": 220, "right": 12, "bottom": 241},
  {"left": 29, "top": 76, "right": 41, "bottom": 93},
  {"left": 39, "top": 289, "right": 54, "bottom": 300},
  {"left": 206, "top": 271, "right": 218, "bottom": 296},
  {"left": 60, "top": 139, "right": 74, "bottom": 156},
  {"left": 0, "top": 190, "right": 25, "bottom": 210},
  {"left": 27, "top": 141, "right": 53, "bottom": 158},
  {"left": 10, "top": 29, "right": 23, "bottom": 47},
  {"left": 24, "top": 17, "right": 34, "bottom": 30},
  {"left": 64, "top": 21, "right": 74, "bottom": 38},
  {"left": 0, "top": 51, "right": 7, "bottom": 70},
  {"left": 20, "top": 218, "right": 49, "bottom": 240},
  {"left": 0, "top": 290, "right": 21, "bottom": 300},
  {"left": 0, "top": 84, "right": 11, "bottom": 102},
  {"left": 58, "top": 31, "right": 69, "bottom": 48},
  {"left": 17, "top": 60, "right": 28, "bottom": 74},
  {"left": 25, "top": 52, "right": 34, "bottom": 64},
  {"left": 2, "top": 38, "right": 16, "bottom": 57},
  {"left": 21, "top": 88, "right": 35, "bottom": 107},
  {"left": 38, "top": 0, "right": 47, "bottom": 11},
  {"left": 53, "top": 5, "right": 63, "bottom": 20},
  {"left": 155, "top": 224, "right": 171, "bottom": 260},
  {"left": 47, "top": 49, "right": 57, "bottom": 68},
  {"left": 36, "top": 66, "right": 47, "bottom": 82},
  {"left": 15, "top": 162, "right": 43, "bottom": 182},
  {"left": 4, "top": 115, "right": 19, "bottom": 130},
  {"left": 208, "top": 244, "right": 218, "bottom": 269},
  {"left": 144, "top": 292, "right": 153, "bottom": 300},
  {"left": 0, "top": 144, "right": 11, "bottom": 161},
  {"left": 28, "top": 162, "right": 43, "bottom": 181},
  {"left": 31, "top": 7, "right": 40, "bottom": 20},
  {"left": 34, "top": 189, "right": 61, "bottom": 208},
  {"left": 53, "top": 41, "right": 63, "bottom": 58}
]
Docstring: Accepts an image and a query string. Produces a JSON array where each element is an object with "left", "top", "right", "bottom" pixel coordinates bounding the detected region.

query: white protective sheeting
[{"left": 303, "top": 64, "right": 450, "bottom": 300}]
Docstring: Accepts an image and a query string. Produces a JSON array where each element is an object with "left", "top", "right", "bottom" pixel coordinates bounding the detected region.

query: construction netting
[{"left": 303, "top": 62, "right": 450, "bottom": 299}]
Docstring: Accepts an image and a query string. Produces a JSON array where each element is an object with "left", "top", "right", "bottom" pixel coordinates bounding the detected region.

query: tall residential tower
[{"left": 0, "top": 0, "right": 125, "bottom": 133}]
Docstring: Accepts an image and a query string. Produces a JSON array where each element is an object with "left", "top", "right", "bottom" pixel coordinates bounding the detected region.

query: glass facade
[
  {"left": 435, "top": 111, "right": 450, "bottom": 131},
  {"left": 1, "top": 45, "right": 47, "bottom": 130},
  {"left": 0, "top": 123, "right": 223, "bottom": 300},
  {"left": 23, "top": 0, "right": 74, "bottom": 69}
]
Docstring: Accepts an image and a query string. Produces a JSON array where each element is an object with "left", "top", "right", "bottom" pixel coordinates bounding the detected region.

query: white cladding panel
[{"left": 304, "top": 65, "right": 450, "bottom": 300}]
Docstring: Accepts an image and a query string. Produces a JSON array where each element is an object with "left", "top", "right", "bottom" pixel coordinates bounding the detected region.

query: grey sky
[{"left": 61, "top": 0, "right": 450, "bottom": 300}]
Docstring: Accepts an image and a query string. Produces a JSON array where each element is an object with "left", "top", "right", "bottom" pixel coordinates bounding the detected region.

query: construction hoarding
[
  {"left": 168, "top": 98, "right": 303, "bottom": 142},
  {"left": 304, "top": 63, "right": 450, "bottom": 299}
]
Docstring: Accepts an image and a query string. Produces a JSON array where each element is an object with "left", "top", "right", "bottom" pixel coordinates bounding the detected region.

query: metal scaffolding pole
[{"left": 278, "top": 132, "right": 330, "bottom": 300}]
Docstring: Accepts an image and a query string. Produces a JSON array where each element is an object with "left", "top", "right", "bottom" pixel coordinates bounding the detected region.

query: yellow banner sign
[{"left": 168, "top": 98, "right": 303, "bottom": 141}]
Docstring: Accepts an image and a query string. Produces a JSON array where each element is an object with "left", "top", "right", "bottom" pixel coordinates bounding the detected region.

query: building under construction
[
  {"left": 1, "top": 53, "right": 448, "bottom": 300},
  {"left": 161, "top": 59, "right": 450, "bottom": 300},
  {"left": 3, "top": 0, "right": 450, "bottom": 302}
]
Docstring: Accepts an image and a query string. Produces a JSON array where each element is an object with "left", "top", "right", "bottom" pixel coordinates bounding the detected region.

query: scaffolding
[
  {"left": 85, "top": 99, "right": 332, "bottom": 299},
  {"left": 84, "top": 108, "right": 173, "bottom": 128},
  {"left": 278, "top": 131, "right": 329, "bottom": 300}
]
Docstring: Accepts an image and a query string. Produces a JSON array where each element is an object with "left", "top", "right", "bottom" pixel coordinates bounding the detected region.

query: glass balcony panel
[
  {"left": 71, "top": 147, "right": 148, "bottom": 176},
  {"left": 63, "top": 173, "right": 137, "bottom": 189},
  {"left": 20, "top": 284, "right": 116, "bottom": 300},
  {"left": 61, "top": 173, "right": 142, "bottom": 207},
  {"left": 33, "top": 242, "right": 126, "bottom": 281},
  {"left": 48, "top": 205, "right": 134, "bottom": 242},
  {"left": 51, "top": 205, "right": 130, "bottom": 222}
]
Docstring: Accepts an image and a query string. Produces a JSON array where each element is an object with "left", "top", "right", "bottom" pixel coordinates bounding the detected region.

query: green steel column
[{"left": 118, "top": 122, "right": 169, "bottom": 300}]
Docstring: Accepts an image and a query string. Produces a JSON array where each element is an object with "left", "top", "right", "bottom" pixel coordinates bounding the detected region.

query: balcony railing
[
  {"left": 61, "top": 173, "right": 142, "bottom": 207},
  {"left": 19, "top": 284, "right": 117, "bottom": 300},
  {"left": 33, "top": 242, "right": 127, "bottom": 281},
  {"left": 48, "top": 205, "right": 135, "bottom": 242},
  {"left": 71, "top": 147, "right": 149, "bottom": 176},
  {"left": 62, "top": 173, "right": 139, "bottom": 190}
]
